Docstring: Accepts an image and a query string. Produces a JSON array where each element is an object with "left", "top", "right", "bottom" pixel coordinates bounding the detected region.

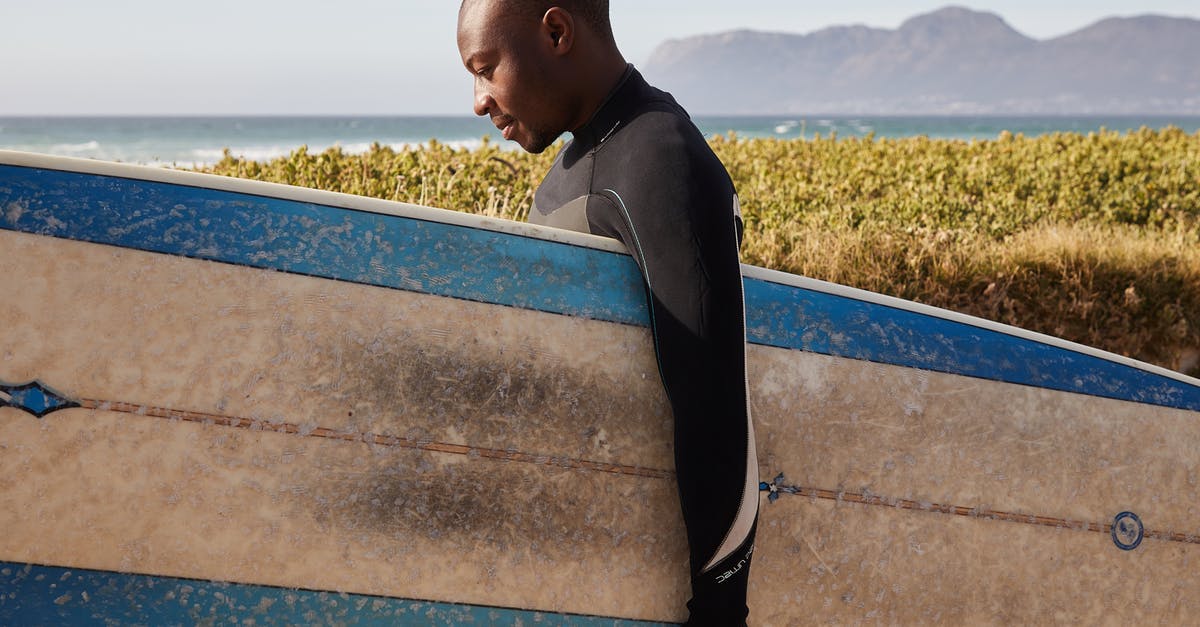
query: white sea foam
[
  {"left": 51, "top": 140, "right": 101, "bottom": 153},
  {"left": 442, "top": 138, "right": 490, "bottom": 151},
  {"left": 338, "top": 142, "right": 378, "bottom": 154},
  {"left": 190, "top": 146, "right": 296, "bottom": 163},
  {"left": 186, "top": 137, "right": 495, "bottom": 167},
  {"left": 189, "top": 148, "right": 234, "bottom": 161}
]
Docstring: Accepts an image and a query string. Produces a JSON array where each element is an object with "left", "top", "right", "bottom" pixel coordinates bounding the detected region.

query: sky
[{"left": 3, "top": 1, "right": 1199, "bottom": 115}]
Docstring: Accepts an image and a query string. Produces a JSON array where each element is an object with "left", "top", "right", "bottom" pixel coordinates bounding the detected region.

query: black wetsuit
[{"left": 530, "top": 66, "right": 758, "bottom": 625}]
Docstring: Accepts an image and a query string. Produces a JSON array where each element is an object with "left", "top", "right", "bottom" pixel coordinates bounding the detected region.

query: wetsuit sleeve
[{"left": 585, "top": 115, "right": 758, "bottom": 624}]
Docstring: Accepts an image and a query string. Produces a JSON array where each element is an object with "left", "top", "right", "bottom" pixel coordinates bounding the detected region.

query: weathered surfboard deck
[{"left": 2, "top": 150, "right": 1199, "bottom": 624}]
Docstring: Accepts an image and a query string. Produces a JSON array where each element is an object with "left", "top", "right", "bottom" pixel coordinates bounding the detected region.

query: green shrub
[{"left": 197, "top": 128, "right": 1200, "bottom": 375}]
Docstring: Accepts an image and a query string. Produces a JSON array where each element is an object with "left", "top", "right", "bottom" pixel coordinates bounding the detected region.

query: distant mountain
[{"left": 640, "top": 6, "right": 1200, "bottom": 114}]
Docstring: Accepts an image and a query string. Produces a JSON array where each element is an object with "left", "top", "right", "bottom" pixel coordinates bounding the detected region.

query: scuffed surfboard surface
[{"left": 3, "top": 152, "right": 1200, "bottom": 624}]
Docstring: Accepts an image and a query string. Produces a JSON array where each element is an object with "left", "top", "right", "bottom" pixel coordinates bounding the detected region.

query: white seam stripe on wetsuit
[{"left": 701, "top": 228, "right": 760, "bottom": 575}]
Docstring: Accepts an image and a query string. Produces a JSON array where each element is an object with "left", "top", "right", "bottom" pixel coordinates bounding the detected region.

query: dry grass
[
  {"left": 198, "top": 130, "right": 1200, "bottom": 375},
  {"left": 738, "top": 220, "right": 1200, "bottom": 374}
]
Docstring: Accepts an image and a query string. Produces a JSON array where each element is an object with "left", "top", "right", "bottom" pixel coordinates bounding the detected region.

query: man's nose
[{"left": 473, "top": 81, "right": 494, "bottom": 117}]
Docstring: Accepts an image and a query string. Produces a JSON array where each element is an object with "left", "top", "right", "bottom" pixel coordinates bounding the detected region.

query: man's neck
[{"left": 569, "top": 52, "right": 629, "bottom": 132}]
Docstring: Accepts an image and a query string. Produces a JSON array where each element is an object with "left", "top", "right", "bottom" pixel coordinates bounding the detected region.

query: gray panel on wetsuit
[{"left": 530, "top": 194, "right": 592, "bottom": 233}]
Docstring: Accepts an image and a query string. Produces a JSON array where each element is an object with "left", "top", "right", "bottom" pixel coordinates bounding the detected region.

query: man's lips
[{"left": 493, "top": 116, "right": 516, "bottom": 140}]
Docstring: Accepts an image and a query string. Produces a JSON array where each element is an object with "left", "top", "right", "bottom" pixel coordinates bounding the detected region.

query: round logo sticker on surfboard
[{"left": 1112, "top": 511, "right": 1144, "bottom": 551}]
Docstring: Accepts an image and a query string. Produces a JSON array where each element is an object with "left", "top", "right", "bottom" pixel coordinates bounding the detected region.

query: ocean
[{"left": 2, "top": 115, "right": 1199, "bottom": 168}]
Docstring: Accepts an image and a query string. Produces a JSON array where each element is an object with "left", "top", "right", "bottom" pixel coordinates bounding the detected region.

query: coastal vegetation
[{"left": 199, "top": 127, "right": 1200, "bottom": 376}]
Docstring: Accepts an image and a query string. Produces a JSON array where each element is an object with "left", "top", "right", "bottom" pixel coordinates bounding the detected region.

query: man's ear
[{"left": 542, "top": 7, "right": 574, "bottom": 55}]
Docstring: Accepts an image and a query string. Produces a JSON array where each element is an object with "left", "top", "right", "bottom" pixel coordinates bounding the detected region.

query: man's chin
[{"left": 514, "top": 130, "right": 561, "bottom": 154}]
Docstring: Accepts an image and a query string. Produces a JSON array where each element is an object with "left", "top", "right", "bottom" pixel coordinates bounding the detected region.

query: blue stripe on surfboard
[
  {"left": 2, "top": 164, "right": 1198, "bottom": 412},
  {"left": 0, "top": 164, "right": 645, "bottom": 325},
  {"left": 0, "top": 561, "right": 670, "bottom": 626},
  {"left": 745, "top": 279, "right": 1198, "bottom": 411}
]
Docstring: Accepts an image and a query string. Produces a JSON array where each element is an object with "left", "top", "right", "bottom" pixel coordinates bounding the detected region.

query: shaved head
[{"left": 460, "top": 0, "right": 613, "bottom": 42}]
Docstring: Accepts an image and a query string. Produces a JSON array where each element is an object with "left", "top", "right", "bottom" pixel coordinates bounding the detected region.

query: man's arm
[{"left": 586, "top": 118, "right": 758, "bottom": 622}]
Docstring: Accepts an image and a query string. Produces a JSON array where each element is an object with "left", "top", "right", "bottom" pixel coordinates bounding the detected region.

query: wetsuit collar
[{"left": 570, "top": 64, "right": 642, "bottom": 148}]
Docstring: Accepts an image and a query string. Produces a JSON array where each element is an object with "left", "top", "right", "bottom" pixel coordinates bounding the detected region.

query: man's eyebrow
[
  {"left": 462, "top": 45, "right": 494, "bottom": 70},
  {"left": 458, "top": 43, "right": 478, "bottom": 68},
  {"left": 462, "top": 53, "right": 485, "bottom": 73}
]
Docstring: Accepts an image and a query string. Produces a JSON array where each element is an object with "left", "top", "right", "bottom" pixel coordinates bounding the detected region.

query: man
[{"left": 456, "top": 2, "right": 759, "bottom": 623}]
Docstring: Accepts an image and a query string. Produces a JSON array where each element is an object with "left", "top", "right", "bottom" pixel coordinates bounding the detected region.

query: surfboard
[{"left": 2, "top": 149, "right": 1199, "bottom": 624}]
